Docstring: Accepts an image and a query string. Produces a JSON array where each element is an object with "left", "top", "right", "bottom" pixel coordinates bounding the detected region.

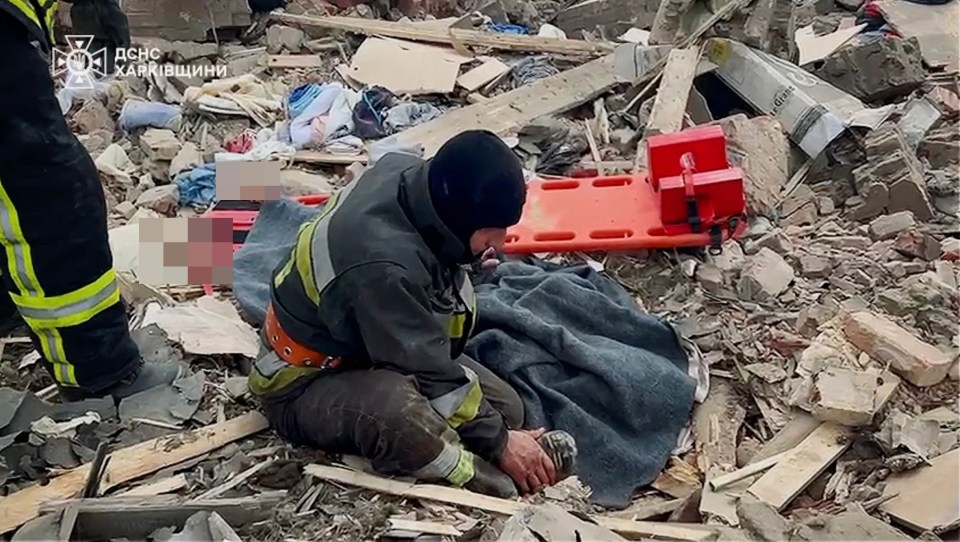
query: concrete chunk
[
  {"left": 799, "top": 254, "right": 832, "bottom": 278},
  {"left": 868, "top": 211, "right": 916, "bottom": 241},
  {"left": 72, "top": 99, "right": 115, "bottom": 135},
  {"left": 810, "top": 367, "right": 880, "bottom": 426},
  {"left": 814, "top": 36, "right": 925, "bottom": 102},
  {"left": 842, "top": 311, "right": 953, "bottom": 387},
  {"left": 737, "top": 247, "right": 795, "bottom": 302},
  {"left": 140, "top": 129, "right": 182, "bottom": 161},
  {"left": 894, "top": 230, "right": 941, "bottom": 261}
]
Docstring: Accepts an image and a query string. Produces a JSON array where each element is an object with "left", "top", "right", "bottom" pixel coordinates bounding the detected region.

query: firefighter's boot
[
  {"left": 59, "top": 360, "right": 182, "bottom": 402},
  {"left": 464, "top": 457, "right": 519, "bottom": 499}
]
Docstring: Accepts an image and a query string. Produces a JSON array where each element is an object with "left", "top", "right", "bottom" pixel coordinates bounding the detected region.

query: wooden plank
[
  {"left": 115, "top": 474, "right": 188, "bottom": 497},
  {"left": 388, "top": 518, "right": 462, "bottom": 537},
  {"left": 192, "top": 459, "right": 270, "bottom": 500},
  {"left": 0, "top": 412, "right": 268, "bottom": 534},
  {"left": 708, "top": 451, "right": 787, "bottom": 491},
  {"left": 457, "top": 58, "right": 510, "bottom": 92},
  {"left": 749, "top": 410, "right": 820, "bottom": 465},
  {"left": 388, "top": 55, "right": 623, "bottom": 159},
  {"left": 39, "top": 494, "right": 285, "bottom": 541},
  {"left": 304, "top": 464, "right": 715, "bottom": 540},
  {"left": 747, "top": 423, "right": 849, "bottom": 510},
  {"left": 272, "top": 13, "right": 615, "bottom": 56},
  {"left": 747, "top": 373, "right": 901, "bottom": 511},
  {"left": 881, "top": 449, "right": 960, "bottom": 533},
  {"left": 644, "top": 47, "right": 700, "bottom": 136},
  {"left": 294, "top": 151, "right": 368, "bottom": 165},
  {"left": 267, "top": 54, "right": 323, "bottom": 69}
]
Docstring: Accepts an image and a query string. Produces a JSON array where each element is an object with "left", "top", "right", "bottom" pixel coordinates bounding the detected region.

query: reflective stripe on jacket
[
  {"left": 249, "top": 152, "right": 508, "bottom": 462},
  {"left": 0, "top": 0, "right": 57, "bottom": 51}
]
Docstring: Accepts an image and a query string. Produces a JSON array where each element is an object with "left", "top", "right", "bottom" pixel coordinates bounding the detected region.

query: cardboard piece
[{"left": 348, "top": 37, "right": 473, "bottom": 95}]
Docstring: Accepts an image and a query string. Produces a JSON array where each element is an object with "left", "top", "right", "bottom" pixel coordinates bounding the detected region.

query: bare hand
[
  {"left": 498, "top": 428, "right": 557, "bottom": 494},
  {"left": 479, "top": 247, "right": 501, "bottom": 270}
]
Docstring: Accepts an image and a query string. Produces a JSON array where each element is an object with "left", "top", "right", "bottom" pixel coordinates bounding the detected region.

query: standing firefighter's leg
[{"left": 0, "top": 14, "right": 175, "bottom": 397}]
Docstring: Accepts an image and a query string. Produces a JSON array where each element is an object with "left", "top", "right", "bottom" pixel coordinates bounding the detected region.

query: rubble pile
[{"left": 0, "top": 0, "right": 956, "bottom": 539}]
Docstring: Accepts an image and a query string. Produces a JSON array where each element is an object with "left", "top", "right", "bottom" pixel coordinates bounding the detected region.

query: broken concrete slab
[
  {"left": 135, "top": 185, "right": 179, "bottom": 216},
  {"left": 799, "top": 254, "right": 831, "bottom": 279},
  {"left": 793, "top": 505, "right": 912, "bottom": 540},
  {"left": 140, "top": 129, "right": 182, "bottom": 162},
  {"left": 877, "top": 409, "right": 943, "bottom": 459},
  {"left": 744, "top": 229, "right": 794, "bottom": 257},
  {"left": 73, "top": 99, "right": 115, "bottom": 135},
  {"left": 737, "top": 248, "right": 795, "bottom": 302},
  {"left": 893, "top": 230, "right": 941, "bottom": 261},
  {"left": 124, "top": 0, "right": 251, "bottom": 42},
  {"left": 844, "top": 182, "right": 889, "bottom": 222},
  {"left": 868, "top": 211, "right": 916, "bottom": 241},
  {"left": 713, "top": 115, "right": 789, "bottom": 217},
  {"left": 266, "top": 25, "right": 306, "bottom": 54},
  {"left": 169, "top": 143, "right": 203, "bottom": 179},
  {"left": 814, "top": 36, "right": 925, "bottom": 102},
  {"left": 842, "top": 311, "right": 953, "bottom": 387},
  {"left": 118, "top": 371, "right": 205, "bottom": 426},
  {"left": 810, "top": 367, "right": 880, "bottom": 426}
]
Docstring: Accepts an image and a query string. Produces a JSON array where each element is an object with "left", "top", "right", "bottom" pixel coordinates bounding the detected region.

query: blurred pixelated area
[
  {"left": 138, "top": 217, "right": 234, "bottom": 286},
  {"left": 216, "top": 160, "right": 282, "bottom": 201}
]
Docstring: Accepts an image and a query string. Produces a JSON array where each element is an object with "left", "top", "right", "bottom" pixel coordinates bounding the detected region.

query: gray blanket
[{"left": 233, "top": 199, "right": 696, "bottom": 507}]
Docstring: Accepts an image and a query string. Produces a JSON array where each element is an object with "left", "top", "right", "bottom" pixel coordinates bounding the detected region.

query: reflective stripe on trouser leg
[
  {"left": 412, "top": 442, "right": 476, "bottom": 486},
  {"left": 0, "top": 180, "right": 100, "bottom": 386},
  {"left": 0, "top": 25, "right": 139, "bottom": 391}
]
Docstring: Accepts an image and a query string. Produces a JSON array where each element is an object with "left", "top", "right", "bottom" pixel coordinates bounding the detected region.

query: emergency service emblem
[{"left": 52, "top": 35, "right": 107, "bottom": 90}]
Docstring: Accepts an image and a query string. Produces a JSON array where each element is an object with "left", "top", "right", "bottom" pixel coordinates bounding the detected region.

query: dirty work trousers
[
  {"left": 262, "top": 358, "right": 524, "bottom": 476},
  {"left": 0, "top": 13, "right": 140, "bottom": 392}
]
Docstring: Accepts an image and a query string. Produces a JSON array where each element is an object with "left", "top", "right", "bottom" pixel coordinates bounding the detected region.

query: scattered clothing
[
  {"left": 353, "top": 86, "right": 397, "bottom": 139},
  {"left": 466, "top": 261, "right": 696, "bottom": 507},
  {"left": 287, "top": 82, "right": 325, "bottom": 119},
  {"left": 511, "top": 56, "right": 560, "bottom": 87},
  {"left": 486, "top": 22, "right": 529, "bottom": 34},
  {"left": 174, "top": 163, "right": 216, "bottom": 208},
  {"left": 287, "top": 82, "right": 358, "bottom": 149},
  {"left": 384, "top": 102, "right": 443, "bottom": 133},
  {"left": 117, "top": 99, "right": 182, "bottom": 132}
]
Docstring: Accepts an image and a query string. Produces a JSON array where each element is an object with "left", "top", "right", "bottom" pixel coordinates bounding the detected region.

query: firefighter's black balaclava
[{"left": 427, "top": 130, "right": 526, "bottom": 262}]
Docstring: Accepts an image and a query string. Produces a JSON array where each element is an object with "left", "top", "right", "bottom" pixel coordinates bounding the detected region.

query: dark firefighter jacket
[
  {"left": 249, "top": 153, "right": 510, "bottom": 462},
  {"left": 1, "top": 0, "right": 58, "bottom": 51}
]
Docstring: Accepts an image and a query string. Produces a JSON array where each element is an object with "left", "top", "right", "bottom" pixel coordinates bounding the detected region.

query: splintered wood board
[
  {"left": 0, "top": 412, "right": 268, "bottom": 534},
  {"left": 390, "top": 54, "right": 622, "bottom": 158},
  {"left": 747, "top": 373, "right": 900, "bottom": 510},
  {"left": 304, "top": 464, "right": 715, "bottom": 540},
  {"left": 267, "top": 55, "right": 323, "bottom": 69},
  {"left": 272, "top": 13, "right": 615, "bottom": 56},
  {"left": 457, "top": 58, "right": 511, "bottom": 92},
  {"left": 347, "top": 37, "right": 472, "bottom": 95},
  {"left": 645, "top": 47, "right": 700, "bottom": 136},
  {"left": 748, "top": 422, "right": 849, "bottom": 510},
  {"left": 881, "top": 449, "right": 960, "bottom": 532}
]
